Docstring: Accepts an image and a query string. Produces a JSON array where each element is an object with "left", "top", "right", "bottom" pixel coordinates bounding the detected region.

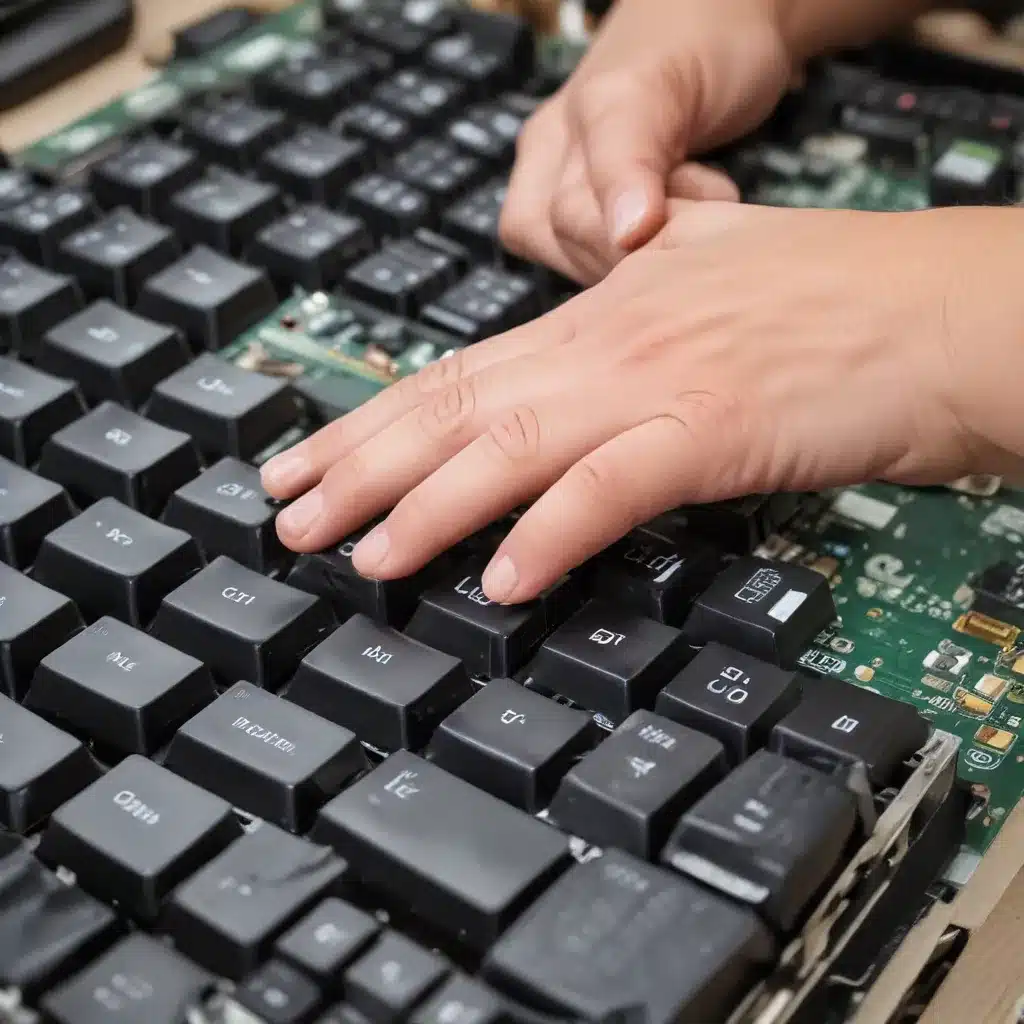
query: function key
[
  {"left": 151, "top": 555, "right": 336, "bottom": 689},
  {"left": 33, "top": 497, "right": 203, "bottom": 626},
  {"left": 261, "top": 129, "right": 370, "bottom": 204},
  {"left": 0, "top": 167, "right": 39, "bottom": 213},
  {"left": 440, "top": 178, "right": 505, "bottom": 256},
  {"left": 0, "top": 356, "right": 85, "bottom": 465},
  {"left": 426, "top": 8, "right": 535, "bottom": 90},
  {"left": 655, "top": 643, "right": 803, "bottom": 765},
  {"left": 392, "top": 137, "right": 483, "bottom": 205},
  {"left": 345, "top": 932, "right": 449, "bottom": 1023},
  {"left": 38, "top": 754, "right": 242, "bottom": 921},
  {"left": 0, "top": 249, "right": 83, "bottom": 357},
  {"left": 258, "top": 52, "right": 380, "bottom": 124},
  {"left": 421, "top": 264, "right": 538, "bottom": 342},
  {"left": 346, "top": 236, "right": 462, "bottom": 316},
  {"left": 372, "top": 69, "right": 465, "bottom": 126},
  {"left": 136, "top": 246, "right": 278, "bottom": 352},
  {"left": 170, "top": 166, "right": 283, "bottom": 257},
  {"left": 248, "top": 206, "right": 374, "bottom": 293},
  {"left": 26, "top": 616, "right": 215, "bottom": 756},
  {"left": 428, "top": 677, "right": 596, "bottom": 811},
  {"left": 234, "top": 959, "right": 324, "bottom": 1024},
  {"left": 447, "top": 101, "right": 526, "bottom": 164},
  {"left": 0, "top": 457, "right": 74, "bottom": 569},
  {"left": 180, "top": 96, "right": 288, "bottom": 170},
  {"left": 682, "top": 556, "right": 837, "bottom": 667},
  {"left": 549, "top": 710, "right": 727, "bottom": 859},
  {"left": 528, "top": 600, "right": 693, "bottom": 724},
  {"left": 38, "top": 402, "right": 200, "bottom": 515},
  {"left": 90, "top": 136, "right": 202, "bottom": 218},
  {"left": 332, "top": 101, "right": 413, "bottom": 153},
  {"left": 37, "top": 301, "right": 191, "bottom": 408},
  {"left": 287, "top": 613, "right": 473, "bottom": 752},
  {"left": 662, "top": 749, "right": 857, "bottom": 931},
  {"left": 0, "top": 188, "right": 96, "bottom": 267},
  {"left": 345, "top": 173, "right": 432, "bottom": 239},
  {"left": 276, "top": 898, "right": 380, "bottom": 989}
]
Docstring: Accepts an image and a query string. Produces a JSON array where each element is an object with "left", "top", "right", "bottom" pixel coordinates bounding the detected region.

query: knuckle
[
  {"left": 418, "top": 377, "right": 477, "bottom": 440},
  {"left": 413, "top": 348, "right": 466, "bottom": 397},
  {"left": 485, "top": 406, "right": 542, "bottom": 461},
  {"left": 573, "top": 70, "right": 630, "bottom": 122}
]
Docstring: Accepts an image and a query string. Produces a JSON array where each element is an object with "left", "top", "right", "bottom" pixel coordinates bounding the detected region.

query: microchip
[{"left": 972, "top": 562, "right": 1024, "bottom": 630}]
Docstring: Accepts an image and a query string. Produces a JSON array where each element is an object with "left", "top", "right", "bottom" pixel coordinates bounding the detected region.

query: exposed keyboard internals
[{"left": 0, "top": 1, "right": 1005, "bottom": 1023}]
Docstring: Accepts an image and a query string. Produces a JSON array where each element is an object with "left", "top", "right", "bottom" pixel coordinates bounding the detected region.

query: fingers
[
  {"left": 550, "top": 152, "right": 621, "bottom": 285},
  {"left": 668, "top": 162, "right": 741, "bottom": 203}
]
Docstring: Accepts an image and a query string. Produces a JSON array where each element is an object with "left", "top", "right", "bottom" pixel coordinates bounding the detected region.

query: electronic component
[
  {"left": 975, "top": 673, "right": 1010, "bottom": 701},
  {"left": 930, "top": 138, "right": 1011, "bottom": 206},
  {"left": 954, "top": 609, "right": 1021, "bottom": 647},
  {"left": 972, "top": 561, "right": 1024, "bottom": 630},
  {"left": 955, "top": 688, "right": 994, "bottom": 718},
  {"left": 923, "top": 639, "right": 972, "bottom": 677},
  {"left": 976, "top": 725, "right": 1016, "bottom": 751}
]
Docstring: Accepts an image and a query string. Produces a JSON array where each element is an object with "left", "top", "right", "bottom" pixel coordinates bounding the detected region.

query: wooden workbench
[{"left": 3, "top": 3, "right": 1024, "bottom": 1021}]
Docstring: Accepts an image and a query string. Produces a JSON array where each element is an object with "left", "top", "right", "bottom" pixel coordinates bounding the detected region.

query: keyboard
[{"left": 4, "top": 2, "right": 1024, "bottom": 1022}]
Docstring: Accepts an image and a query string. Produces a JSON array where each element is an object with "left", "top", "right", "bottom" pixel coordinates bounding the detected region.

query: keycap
[
  {"left": 249, "top": 206, "right": 374, "bottom": 293},
  {"left": 34, "top": 498, "right": 202, "bottom": 625},
  {"left": 662, "top": 749, "right": 858, "bottom": 931},
  {"left": 410, "top": 975, "right": 505, "bottom": 1024},
  {"left": 392, "top": 138, "right": 483, "bottom": 206},
  {"left": 440, "top": 179, "right": 504, "bottom": 257},
  {"left": 38, "top": 755, "right": 242, "bottom": 921},
  {"left": 262, "top": 128, "right": 370, "bottom": 203},
  {"left": 684, "top": 556, "right": 837, "bottom": 668},
  {"left": 0, "top": 249, "right": 83, "bottom": 357},
  {"left": 276, "top": 898, "right": 380, "bottom": 988},
  {"left": 180, "top": 96, "right": 288, "bottom": 170},
  {"left": 163, "top": 825, "right": 347, "bottom": 979},
  {"left": 0, "top": 695, "right": 98, "bottom": 832},
  {"left": 332, "top": 102, "right": 413, "bottom": 154},
  {"left": 548, "top": 710, "right": 726, "bottom": 859},
  {"left": 421, "top": 265, "right": 538, "bottom": 342},
  {"left": 167, "top": 681, "right": 367, "bottom": 831},
  {"left": 346, "top": 173, "right": 432, "bottom": 239},
  {"left": 346, "top": 932, "right": 449, "bottom": 1023},
  {"left": 0, "top": 458, "right": 73, "bottom": 568},
  {"left": 90, "top": 136, "right": 202, "bottom": 218},
  {"left": 42, "top": 931, "right": 213, "bottom": 1024},
  {"left": 483, "top": 850, "right": 775, "bottom": 1024},
  {"left": 0, "top": 167, "right": 39, "bottom": 212},
  {"left": 0, "top": 356, "right": 85, "bottom": 466},
  {"left": 426, "top": 10, "right": 534, "bottom": 90},
  {"left": 174, "top": 5, "right": 257, "bottom": 57},
  {"left": 287, "top": 613, "right": 472, "bottom": 752},
  {"left": 769, "top": 678, "right": 930, "bottom": 787},
  {"left": 170, "top": 166, "right": 284, "bottom": 257},
  {"left": 345, "top": 2, "right": 450, "bottom": 56},
  {"left": 312, "top": 751, "right": 570, "bottom": 948},
  {"left": 346, "top": 236, "right": 463, "bottom": 316},
  {"left": 26, "top": 616, "right": 215, "bottom": 756},
  {"left": 151, "top": 555, "right": 336, "bottom": 689},
  {"left": 136, "top": 246, "right": 278, "bottom": 352},
  {"left": 405, "top": 559, "right": 579, "bottom": 678},
  {"left": 446, "top": 102, "right": 525, "bottom": 165},
  {"left": 55, "top": 207, "right": 180, "bottom": 306},
  {"left": 429, "top": 678, "right": 595, "bottom": 811},
  {"left": 669, "top": 493, "right": 801, "bottom": 554},
  {"left": 146, "top": 353, "right": 300, "bottom": 460},
  {"left": 163, "top": 456, "right": 289, "bottom": 572},
  {"left": 655, "top": 643, "right": 803, "bottom": 766},
  {"left": 37, "top": 301, "right": 191, "bottom": 408},
  {"left": 0, "top": 562, "right": 83, "bottom": 700},
  {"left": 0, "top": 834, "right": 120, "bottom": 997},
  {"left": 259, "top": 52, "right": 380, "bottom": 124},
  {"left": 0, "top": 187, "right": 96, "bottom": 267},
  {"left": 373, "top": 69, "right": 465, "bottom": 125},
  {"left": 234, "top": 959, "right": 324, "bottom": 1024}
]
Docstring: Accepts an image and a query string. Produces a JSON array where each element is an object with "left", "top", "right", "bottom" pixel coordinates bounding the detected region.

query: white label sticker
[
  {"left": 831, "top": 490, "right": 898, "bottom": 530},
  {"left": 767, "top": 589, "right": 807, "bottom": 622}
]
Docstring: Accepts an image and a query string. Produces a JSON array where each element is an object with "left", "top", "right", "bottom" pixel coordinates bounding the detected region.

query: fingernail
[
  {"left": 277, "top": 489, "right": 323, "bottom": 538},
  {"left": 352, "top": 525, "right": 390, "bottom": 575},
  {"left": 482, "top": 554, "right": 518, "bottom": 603},
  {"left": 611, "top": 187, "right": 648, "bottom": 244},
  {"left": 261, "top": 452, "right": 308, "bottom": 492}
]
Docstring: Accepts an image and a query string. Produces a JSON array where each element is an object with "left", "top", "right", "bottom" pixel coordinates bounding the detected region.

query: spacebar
[{"left": 311, "top": 751, "right": 571, "bottom": 948}]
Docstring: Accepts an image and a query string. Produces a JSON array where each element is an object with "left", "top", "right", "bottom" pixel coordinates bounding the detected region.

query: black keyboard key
[
  {"left": 447, "top": 102, "right": 525, "bottom": 164},
  {"left": 346, "top": 237, "right": 462, "bottom": 316},
  {"left": 345, "top": 932, "right": 448, "bottom": 1024},
  {"left": 345, "top": 1, "right": 451, "bottom": 57},
  {"left": 346, "top": 173, "right": 432, "bottom": 239},
  {"left": 0, "top": 167, "right": 39, "bottom": 212},
  {"left": 392, "top": 138, "right": 483, "bottom": 205},
  {"left": 181, "top": 96, "right": 288, "bottom": 170},
  {"left": 0, "top": 356, "right": 85, "bottom": 465},
  {"left": 90, "top": 136, "right": 202, "bottom": 218},
  {"left": 670, "top": 493, "right": 802, "bottom": 555},
  {"left": 549, "top": 710, "right": 726, "bottom": 859},
  {"left": 38, "top": 301, "right": 190, "bottom": 408},
  {"left": 421, "top": 265, "right": 538, "bottom": 342},
  {"left": 373, "top": 69, "right": 465, "bottom": 125},
  {"left": 769, "top": 678, "right": 929, "bottom": 787},
  {"left": 312, "top": 751, "right": 570, "bottom": 948},
  {"left": 406, "top": 559, "right": 579, "bottom": 678},
  {"left": 662, "top": 750, "right": 857, "bottom": 931},
  {"left": 429, "top": 678, "right": 595, "bottom": 811},
  {"left": 259, "top": 52, "right": 379, "bottom": 124},
  {"left": 0, "top": 250, "right": 83, "bottom": 357},
  {"left": 38, "top": 754, "right": 241, "bottom": 921},
  {"left": 483, "top": 850, "right": 775, "bottom": 1024},
  {"left": 164, "top": 456, "right": 289, "bottom": 572},
  {"left": 0, "top": 835, "right": 120, "bottom": 998},
  {"left": 0, "top": 187, "right": 96, "bottom": 266},
  {"left": 287, "top": 613, "right": 472, "bottom": 752},
  {"left": 683, "top": 556, "right": 837, "bottom": 667},
  {"left": 55, "top": 207, "right": 180, "bottom": 306},
  {"left": 440, "top": 179, "right": 504, "bottom": 257},
  {"left": 151, "top": 555, "right": 336, "bottom": 689},
  {"left": 332, "top": 102, "right": 413, "bottom": 154},
  {"left": 411, "top": 975, "right": 505, "bottom": 1024},
  {"left": 170, "top": 166, "right": 283, "bottom": 257},
  {"left": 38, "top": 403, "right": 200, "bottom": 516},
  {"left": 0, "top": 562, "right": 83, "bottom": 700},
  {"left": 235, "top": 959, "right": 324, "bottom": 1024},
  {"left": 42, "top": 932, "right": 213, "bottom": 1024},
  {"left": 0, "top": 695, "right": 97, "bottom": 832},
  {"left": 262, "top": 129, "right": 370, "bottom": 204},
  {"left": 26, "top": 616, "right": 215, "bottom": 755},
  {"left": 277, "top": 898, "right": 380, "bottom": 988},
  {"left": 146, "top": 353, "right": 299, "bottom": 460},
  {"left": 249, "top": 206, "right": 374, "bottom": 293},
  {"left": 656, "top": 643, "right": 803, "bottom": 766},
  {"left": 0, "top": 458, "right": 73, "bottom": 568},
  {"left": 426, "top": 10, "right": 534, "bottom": 90},
  {"left": 164, "top": 825, "right": 347, "bottom": 979},
  {"left": 167, "top": 681, "right": 367, "bottom": 831}
]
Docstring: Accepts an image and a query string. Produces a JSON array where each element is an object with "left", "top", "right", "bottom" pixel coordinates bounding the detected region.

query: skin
[{"left": 263, "top": 0, "right": 1024, "bottom": 604}]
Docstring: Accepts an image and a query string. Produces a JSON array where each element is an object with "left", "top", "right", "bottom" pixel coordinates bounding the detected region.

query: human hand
[
  {"left": 498, "top": 0, "right": 792, "bottom": 283},
  {"left": 262, "top": 202, "right": 1024, "bottom": 603}
]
